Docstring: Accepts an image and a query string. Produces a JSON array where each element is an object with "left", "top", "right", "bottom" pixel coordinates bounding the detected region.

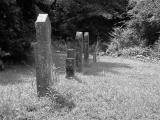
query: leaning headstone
[
  {"left": 83, "top": 32, "right": 89, "bottom": 66},
  {"left": 35, "top": 14, "right": 53, "bottom": 97},
  {"left": 75, "top": 32, "right": 83, "bottom": 72},
  {"left": 66, "top": 49, "right": 76, "bottom": 78}
]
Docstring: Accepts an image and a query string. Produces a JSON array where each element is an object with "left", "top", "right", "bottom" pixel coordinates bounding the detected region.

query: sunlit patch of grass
[
  {"left": 53, "top": 56, "right": 160, "bottom": 120},
  {"left": 0, "top": 56, "right": 160, "bottom": 120}
]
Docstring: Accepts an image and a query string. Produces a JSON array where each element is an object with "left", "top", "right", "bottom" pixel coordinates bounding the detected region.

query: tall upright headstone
[
  {"left": 75, "top": 32, "right": 83, "bottom": 72},
  {"left": 93, "top": 35, "right": 100, "bottom": 63},
  {"left": 83, "top": 32, "right": 89, "bottom": 66},
  {"left": 93, "top": 51, "right": 97, "bottom": 63},
  {"left": 35, "top": 14, "right": 53, "bottom": 97}
]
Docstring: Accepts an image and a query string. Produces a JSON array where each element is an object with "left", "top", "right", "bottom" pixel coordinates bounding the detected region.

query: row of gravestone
[
  {"left": 35, "top": 14, "right": 97, "bottom": 97},
  {"left": 66, "top": 32, "right": 90, "bottom": 78}
]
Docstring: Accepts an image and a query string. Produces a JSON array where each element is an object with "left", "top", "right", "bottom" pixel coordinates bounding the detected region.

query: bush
[
  {"left": 119, "top": 47, "right": 150, "bottom": 57},
  {"left": 109, "top": 46, "right": 160, "bottom": 62},
  {"left": 108, "top": 27, "right": 142, "bottom": 52},
  {"left": 127, "top": 0, "right": 160, "bottom": 46},
  {"left": 107, "top": 0, "right": 160, "bottom": 61}
]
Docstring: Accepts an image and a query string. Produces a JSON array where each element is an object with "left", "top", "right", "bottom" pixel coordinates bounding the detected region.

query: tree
[
  {"left": 0, "top": 0, "right": 130, "bottom": 61},
  {"left": 0, "top": 0, "right": 35, "bottom": 61},
  {"left": 49, "top": 0, "right": 130, "bottom": 43},
  {"left": 128, "top": 0, "right": 160, "bottom": 46}
]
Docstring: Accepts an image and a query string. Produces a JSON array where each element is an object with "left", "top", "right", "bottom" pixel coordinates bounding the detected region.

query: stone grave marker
[
  {"left": 75, "top": 32, "right": 83, "bottom": 72},
  {"left": 67, "top": 49, "right": 76, "bottom": 58},
  {"left": 35, "top": 14, "right": 53, "bottom": 97},
  {"left": 66, "top": 49, "right": 76, "bottom": 78},
  {"left": 83, "top": 32, "right": 89, "bottom": 66}
]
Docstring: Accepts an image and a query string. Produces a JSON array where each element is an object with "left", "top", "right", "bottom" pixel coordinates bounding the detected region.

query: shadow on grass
[
  {"left": 48, "top": 88, "right": 76, "bottom": 112},
  {"left": 0, "top": 65, "right": 35, "bottom": 85},
  {"left": 83, "top": 61, "right": 132, "bottom": 76}
]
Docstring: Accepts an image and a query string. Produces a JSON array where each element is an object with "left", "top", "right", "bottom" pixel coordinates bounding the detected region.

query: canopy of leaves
[
  {"left": 0, "top": 0, "right": 130, "bottom": 61},
  {"left": 49, "top": 0, "right": 130, "bottom": 42}
]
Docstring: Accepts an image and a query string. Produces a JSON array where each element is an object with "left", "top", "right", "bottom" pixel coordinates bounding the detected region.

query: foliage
[
  {"left": 107, "top": 45, "right": 160, "bottom": 63},
  {"left": 127, "top": 0, "right": 160, "bottom": 46},
  {"left": 50, "top": 0, "right": 130, "bottom": 41},
  {"left": 108, "top": 25, "right": 160, "bottom": 62},
  {"left": 0, "top": 0, "right": 130, "bottom": 61},
  {"left": 109, "top": 0, "right": 160, "bottom": 49},
  {"left": 109, "top": 27, "right": 142, "bottom": 50},
  {"left": 108, "top": 0, "right": 160, "bottom": 61},
  {"left": 0, "top": 0, "right": 35, "bottom": 61},
  {"left": 120, "top": 47, "right": 150, "bottom": 57}
]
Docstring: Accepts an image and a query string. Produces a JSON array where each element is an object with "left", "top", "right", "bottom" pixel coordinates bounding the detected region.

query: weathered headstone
[
  {"left": 66, "top": 58, "right": 75, "bottom": 78},
  {"left": 67, "top": 49, "right": 76, "bottom": 58},
  {"left": 35, "top": 14, "right": 53, "bottom": 97},
  {"left": 66, "top": 49, "right": 76, "bottom": 78},
  {"left": 66, "top": 41, "right": 72, "bottom": 49},
  {"left": 93, "top": 52, "right": 97, "bottom": 63},
  {"left": 0, "top": 60, "right": 4, "bottom": 71},
  {"left": 0, "top": 48, "right": 5, "bottom": 71},
  {"left": 93, "top": 36, "right": 100, "bottom": 63},
  {"left": 75, "top": 32, "right": 83, "bottom": 72},
  {"left": 83, "top": 32, "right": 89, "bottom": 66}
]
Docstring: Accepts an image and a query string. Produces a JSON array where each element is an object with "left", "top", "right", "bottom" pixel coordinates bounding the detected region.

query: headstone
[
  {"left": 0, "top": 49, "right": 5, "bottom": 71},
  {"left": 0, "top": 60, "right": 4, "bottom": 71},
  {"left": 35, "top": 14, "right": 53, "bottom": 97},
  {"left": 66, "top": 58, "right": 75, "bottom": 78},
  {"left": 67, "top": 49, "right": 76, "bottom": 58},
  {"left": 75, "top": 32, "right": 83, "bottom": 72},
  {"left": 93, "top": 35, "right": 100, "bottom": 63},
  {"left": 66, "top": 41, "right": 72, "bottom": 49},
  {"left": 93, "top": 52, "right": 97, "bottom": 63},
  {"left": 83, "top": 32, "right": 89, "bottom": 66},
  {"left": 66, "top": 49, "right": 76, "bottom": 78}
]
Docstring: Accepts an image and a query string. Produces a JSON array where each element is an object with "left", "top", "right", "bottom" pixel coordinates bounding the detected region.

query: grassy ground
[{"left": 0, "top": 55, "right": 160, "bottom": 120}]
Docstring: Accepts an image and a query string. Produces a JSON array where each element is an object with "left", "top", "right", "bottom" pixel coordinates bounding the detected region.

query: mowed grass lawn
[{"left": 0, "top": 55, "right": 160, "bottom": 120}]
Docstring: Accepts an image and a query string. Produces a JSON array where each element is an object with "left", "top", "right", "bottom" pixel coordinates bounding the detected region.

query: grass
[{"left": 0, "top": 55, "right": 160, "bottom": 120}]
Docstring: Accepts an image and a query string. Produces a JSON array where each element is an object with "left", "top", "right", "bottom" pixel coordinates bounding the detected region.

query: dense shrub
[
  {"left": 108, "top": 0, "right": 160, "bottom": 61},
  {"left": 109, "top": 0, "right": 160, "bottom": 49},
  {"left": 109, "top": 27, "right": 142, "bottom": 50}
]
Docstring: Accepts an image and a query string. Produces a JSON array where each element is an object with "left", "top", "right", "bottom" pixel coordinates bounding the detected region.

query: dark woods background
[{"left": 0, "top": 0, "right": 160, "bottom": 62}]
